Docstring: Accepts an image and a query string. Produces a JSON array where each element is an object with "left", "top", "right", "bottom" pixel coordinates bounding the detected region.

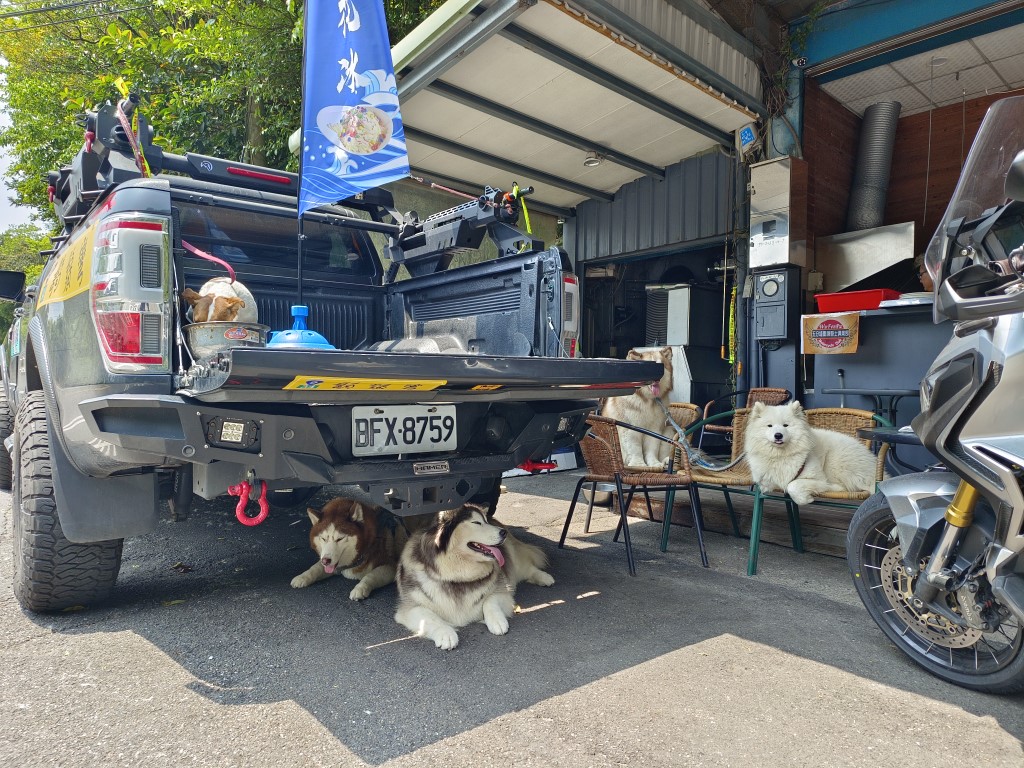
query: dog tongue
[
  {"left": 650, "top": 383, "right": 660, "bottom": 396},
  {"left": 323, "top": 561, "right": 336, "bottom": 574},
  {"left": 481, "top": 544, "right": 505, "bottom": 568}
]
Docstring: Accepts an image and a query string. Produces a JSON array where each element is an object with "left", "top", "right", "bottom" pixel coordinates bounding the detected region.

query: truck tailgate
[{"left": 180, "top": 349, "right": 662, "bottom": 403}]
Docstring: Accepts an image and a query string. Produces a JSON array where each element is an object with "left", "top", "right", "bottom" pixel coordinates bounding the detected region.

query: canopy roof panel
[{"left": 396, "top": 0, "right": 762, "bottom": 213}]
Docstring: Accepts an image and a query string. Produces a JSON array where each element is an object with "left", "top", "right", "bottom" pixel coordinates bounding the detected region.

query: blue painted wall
[{"left": 797, "top": 0, "right": 1015, "bottom": 76}]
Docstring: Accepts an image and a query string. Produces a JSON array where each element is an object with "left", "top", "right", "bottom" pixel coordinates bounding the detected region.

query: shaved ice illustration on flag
[{"left": 299, "top": 0, "right": 409, "bottom": 217}]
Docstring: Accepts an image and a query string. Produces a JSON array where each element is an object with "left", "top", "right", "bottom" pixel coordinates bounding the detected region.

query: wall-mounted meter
[{"left": 753, "top": 266, "right": 801, "bottom": 340}]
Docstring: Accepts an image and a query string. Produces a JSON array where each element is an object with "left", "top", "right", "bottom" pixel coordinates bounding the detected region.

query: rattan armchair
[
  {"left": 698, "top": 388, "right": 791, "bottom": 448},
  {"left": 745, "top": 407, "right": 890, "bottom": 576},
  {"left": 679, "top": 405, "right": 890, "bottom": 576},
  {"left": 560, "top": 405, "right": 708, "bottom": 575}
]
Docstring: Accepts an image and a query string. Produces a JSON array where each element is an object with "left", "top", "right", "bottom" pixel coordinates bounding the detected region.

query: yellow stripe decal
[
  {"left": 37, "top": 223, "right": 96, "bottom": 308},
  {"left": 283, "top": 376, "right": 446, "bottom": 391}
]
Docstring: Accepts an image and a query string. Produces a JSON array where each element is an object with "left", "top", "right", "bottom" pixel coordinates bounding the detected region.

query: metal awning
[{"left": 393, "top": 0, "right": 764, "bottom": 215}]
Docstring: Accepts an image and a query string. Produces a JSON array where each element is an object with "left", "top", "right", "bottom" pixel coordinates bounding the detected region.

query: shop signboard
[{"left": 801, "top": 312, "right": 860, "bottom": 354}]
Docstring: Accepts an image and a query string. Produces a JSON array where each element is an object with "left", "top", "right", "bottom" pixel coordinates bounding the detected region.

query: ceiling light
[
  {"left": 583, "top": 151, "right": 603, "bottom": 168},
  {"left": 930, "top": 56, "right": 949, "bottom": 67}
]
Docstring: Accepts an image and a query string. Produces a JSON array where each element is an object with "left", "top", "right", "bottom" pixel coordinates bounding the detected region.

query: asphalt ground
[{"left": 1, "top": 469, "right": 1022, "bottom": 767}]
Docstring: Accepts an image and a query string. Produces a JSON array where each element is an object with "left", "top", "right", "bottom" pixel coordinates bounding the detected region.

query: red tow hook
[
  {"left": 518, "top": 459, "right": 558, "bottom": 473},
  {"left": 227, "top": 480, "right": 269, "bottom": 526}
]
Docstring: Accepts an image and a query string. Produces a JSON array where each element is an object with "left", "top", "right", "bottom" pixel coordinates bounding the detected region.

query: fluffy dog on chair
[
  {"left": 744, "top": 401, "right": 877, "bottom": 505},
  {"left": 601, "top": 346, "right": 674, "bottom": 468},
  {"left": 181, "top": 277, "right": 257, "bottom": 323}
]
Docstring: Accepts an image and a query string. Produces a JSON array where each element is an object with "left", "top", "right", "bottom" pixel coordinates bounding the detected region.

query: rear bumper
[{"left": 78, "top": 394, "right": 592, "bottom": 512}]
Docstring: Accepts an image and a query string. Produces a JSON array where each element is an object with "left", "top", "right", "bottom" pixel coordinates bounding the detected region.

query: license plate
[{"left": 352, "top": 405, "right": 457, "bottom": 457}]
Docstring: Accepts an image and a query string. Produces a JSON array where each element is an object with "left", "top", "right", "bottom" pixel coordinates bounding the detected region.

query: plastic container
[
  {"left": 267, "top": 305, "right": 337, "bottom": 350},
  {"left": 815, "top": 289, "right": 899, "bottom": 313}
]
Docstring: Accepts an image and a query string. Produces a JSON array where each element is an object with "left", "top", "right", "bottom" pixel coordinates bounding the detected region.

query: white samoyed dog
[{"left": 744, "top": 401, "right": 878, "bottom": 505}]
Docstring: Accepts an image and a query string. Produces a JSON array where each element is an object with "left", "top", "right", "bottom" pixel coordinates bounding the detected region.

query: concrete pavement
[{"left": 1, "top": 469, "right": 1021, "bottom": 767}]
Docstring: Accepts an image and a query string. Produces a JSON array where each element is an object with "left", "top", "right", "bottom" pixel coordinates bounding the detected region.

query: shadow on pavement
[{"left": 20, "top": 478, "right": 1024, "bottom": 765}]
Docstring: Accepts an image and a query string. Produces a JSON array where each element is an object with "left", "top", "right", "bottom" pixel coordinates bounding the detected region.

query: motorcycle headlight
[{"left": 919, "top": 377, "right": 932, "bottom": 413}]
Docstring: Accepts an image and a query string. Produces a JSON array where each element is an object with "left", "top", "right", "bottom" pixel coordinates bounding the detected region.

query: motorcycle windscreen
[{"left": 925, "top": 95, "right": 1024, "bottom": 316}]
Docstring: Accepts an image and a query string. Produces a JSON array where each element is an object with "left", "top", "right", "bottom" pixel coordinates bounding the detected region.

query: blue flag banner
[{"left": 298, "top": 0, "right": 409, "bottom": 217}]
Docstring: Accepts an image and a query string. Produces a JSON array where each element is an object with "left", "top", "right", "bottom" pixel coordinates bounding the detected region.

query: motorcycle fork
[{"left": 913, "top": 480, "right": 979, "bottom": 604}]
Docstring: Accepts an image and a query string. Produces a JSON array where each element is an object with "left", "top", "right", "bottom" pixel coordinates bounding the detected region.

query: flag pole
[{"left": 296, "top": 0, "right": 310, "bottom": 307}]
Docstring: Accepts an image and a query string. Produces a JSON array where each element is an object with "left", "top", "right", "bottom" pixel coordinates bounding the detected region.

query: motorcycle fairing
[{"left": 880, "top": 472, "right": 959, "bottom": 567}]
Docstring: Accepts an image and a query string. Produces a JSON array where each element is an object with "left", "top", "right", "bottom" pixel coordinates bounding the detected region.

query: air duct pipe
[{"left": 846, "top": 101, "right": 902, "bottom": 231}]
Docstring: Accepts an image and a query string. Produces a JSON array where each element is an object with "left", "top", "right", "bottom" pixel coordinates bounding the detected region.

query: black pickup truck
[{"left": 0, "top": 101, "right": 659, "bottom": 611}]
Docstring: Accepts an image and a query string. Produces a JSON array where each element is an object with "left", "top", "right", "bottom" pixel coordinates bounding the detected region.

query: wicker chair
[
  {"left": 680, "top": 406, "right": 890, "bottom": 576},
  {"left": 559, "top": 405, "right": 708, "bottom": 575},
  {"left": 745, "top": 407, "right": 890, "bottom": 576},
  {"left": 698, "top": 388, "right": 791, "bottom": 448}
]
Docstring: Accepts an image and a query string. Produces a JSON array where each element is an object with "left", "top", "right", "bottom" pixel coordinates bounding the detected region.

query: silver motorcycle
[{"left": 848, "top": 95, "right": 1024, "bottom": 693}]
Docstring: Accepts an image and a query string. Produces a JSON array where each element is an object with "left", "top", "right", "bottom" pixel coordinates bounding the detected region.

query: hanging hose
[{"left": 181, "top": 240, "right": 237, "bottom": 284}]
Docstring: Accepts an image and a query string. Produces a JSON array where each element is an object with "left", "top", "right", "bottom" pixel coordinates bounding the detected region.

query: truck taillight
[
  {"left": 561, "top": 276, "right": 580, "bottom": 358},
  {"left": 90, "top": 214, "right": 171, "bottom": 372},
  {"left": 94, "top": 310, "right": 163, "bottom": 363}
]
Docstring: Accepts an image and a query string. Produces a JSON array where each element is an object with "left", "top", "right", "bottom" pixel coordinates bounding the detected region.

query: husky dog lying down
[{"left": 394, "top": 504, "right": 554, "bottom": 650}]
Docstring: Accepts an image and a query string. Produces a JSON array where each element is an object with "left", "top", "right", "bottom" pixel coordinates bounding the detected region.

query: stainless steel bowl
[{"left": 184, "top": 322, "right": 270, "bottom": 360}]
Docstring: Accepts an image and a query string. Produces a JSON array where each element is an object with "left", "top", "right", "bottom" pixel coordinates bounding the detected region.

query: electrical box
[
  {"left": 749, "top": 156, "right": 808, "bottom": 268},
  {"left": 753, "top": 266, "right": 801, "bottom": 340}
]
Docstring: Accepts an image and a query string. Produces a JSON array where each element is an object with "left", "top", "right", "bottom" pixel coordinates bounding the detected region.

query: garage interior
[{"left": 393, "top": 0, "right": 1024, "bottom": 425}]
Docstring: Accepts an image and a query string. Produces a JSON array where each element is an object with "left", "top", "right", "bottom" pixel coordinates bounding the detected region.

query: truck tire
[
  {"left": 11, "top": 391, "right": 123, "bottom": 612},
  {"left": 0, "top": 390, "right": 13, "bottom": 491}
]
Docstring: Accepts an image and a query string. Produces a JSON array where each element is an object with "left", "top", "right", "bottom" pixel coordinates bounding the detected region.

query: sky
[
  {"left": 0, "top": 149, "right": 34, "bottom": 230},
  {"left": 0, "top": 67, "right": 38, "bottom": 231}
]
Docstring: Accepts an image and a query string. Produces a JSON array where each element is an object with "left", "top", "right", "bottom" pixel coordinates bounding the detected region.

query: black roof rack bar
[
  {"left": 39, "top": 249, "right": 56, "bottom": 257},
  {"left": 79, "top": 189, "right": 102, "bottom": 200},
  {"left": 50, "top": 235, "right": 69, "bottom": 244}
]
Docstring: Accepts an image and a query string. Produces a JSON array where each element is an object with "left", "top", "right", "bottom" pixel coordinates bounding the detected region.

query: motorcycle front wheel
[{"left": 848, "top": 492, "right": 1024, "bottom": 694}]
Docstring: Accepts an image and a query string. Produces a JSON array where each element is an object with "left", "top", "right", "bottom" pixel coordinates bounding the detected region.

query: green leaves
[{"left": 0, "top": 0, "right": 441, "bottom": 221}]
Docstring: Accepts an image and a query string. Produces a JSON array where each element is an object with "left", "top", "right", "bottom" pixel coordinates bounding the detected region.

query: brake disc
[{"left": 879, "top": 546, "right": 983, "bottom": 649}]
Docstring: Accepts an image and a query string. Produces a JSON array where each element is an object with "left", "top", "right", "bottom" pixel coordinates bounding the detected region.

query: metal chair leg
[
  {"left": 559, "top": 476, "right": 588, "bottom": 547},
  {"left": 723, "top": 489, "right": 742, "bottom": 537},
  {"left": 643, "top": 489, "right": 655, "bottom": 520},
  {"left": 613, "top": 487, "right": 637, "bottom": 543},
  {"left": 614, "top": 474, "right": 637, "bottom": 576},
  {"left": 785, "top": 498, "right": 805, "bottom": 553},
  {"left": 583, "top": 480, "right": 597, "bottom": 533},
  {"left": 659, "top": 487, "right": 677, "bottom": 552},
  {"left": 688, "top": 484, "right": 710, "bottom": 567},
  {"left": 747, "top": 487, "right": 765, "bottom": 576}
]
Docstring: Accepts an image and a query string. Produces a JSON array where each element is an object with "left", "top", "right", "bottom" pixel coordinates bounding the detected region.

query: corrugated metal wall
[
  {"left": 604, "top": 0, "right": 762, "bottom": 100},
  {"left": 568, "top": 150, "right": 734, "bottom": 263}
]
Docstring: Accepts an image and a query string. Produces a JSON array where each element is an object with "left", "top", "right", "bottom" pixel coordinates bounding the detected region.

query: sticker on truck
[
  {"left": 283, "top": 376, "right": 446, "bottom": 391},
  {"left": 36, "top": 222, "right": 96, "bottom": 308}
]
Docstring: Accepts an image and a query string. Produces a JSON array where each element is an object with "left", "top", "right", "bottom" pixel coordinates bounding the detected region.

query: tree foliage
[
  {"left": 0, "top": 224, "right": 48, "bottom": 335},
  {"left": 0, "top": 0, "right": 441, "bottom": 227}
]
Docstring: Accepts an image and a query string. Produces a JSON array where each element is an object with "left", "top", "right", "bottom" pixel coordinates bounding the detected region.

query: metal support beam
[
  {"left": 581, "top": 0, "right": 765, "bottom": 118},
  {"left": 408, "top": 166, "right": 574, "bottom": 220},
  {"left": 428, "top": 80, "right": 664, "bottom": 179},
  {"left": 405, "top": 126, "right": 614, "bottom": 202},
  {"left": 499, "top": 22, "right": 733, "bottom": 148},
  {"left": 398, "top": 0, "right": 536, "bottom": 100}
]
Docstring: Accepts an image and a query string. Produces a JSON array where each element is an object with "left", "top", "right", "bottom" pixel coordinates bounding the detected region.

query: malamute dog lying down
[
  {"left": 744, "top": 401, "right": 878, "bottom": 506},
  {"left": 395, "top": 504, "right": 555, "bottom": 650},
  {"left": 291, "top": 497, "right": 409, "bottom": 601}
]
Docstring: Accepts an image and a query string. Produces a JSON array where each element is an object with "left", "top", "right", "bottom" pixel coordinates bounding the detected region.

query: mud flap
[{"left": 49, "top": 419, "right": 159, "bottom": 543}]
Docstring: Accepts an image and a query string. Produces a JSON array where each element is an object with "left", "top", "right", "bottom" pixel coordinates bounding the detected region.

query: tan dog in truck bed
[{"left": 181, "top": 277, "right": 258, "bottom": 323}]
